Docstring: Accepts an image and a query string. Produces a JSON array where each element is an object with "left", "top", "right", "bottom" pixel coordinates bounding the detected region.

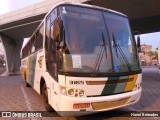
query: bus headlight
[
  {"left": 68, "top": 89, "right": 74, "bottom": 96},
  {"left": 60, "top": 86, "right": 85, "bottom": 97},
  {"left": 79, "top": 90, "right": 84, "bottom": 97},
  {"left": 60, "top": 86, "right": 66, "bottom": 95},
  {"left": 134, "top": 83, "right": 141, "bottom": 90}
]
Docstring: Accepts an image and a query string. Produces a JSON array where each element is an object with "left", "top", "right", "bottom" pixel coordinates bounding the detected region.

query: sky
[
  {"left": 0, "top": 0, "right": 160, "bottom": 51},
  {"left": 136, "top": 32, "right": 160, "bottom": 50},
  {"left": 0, "top": 0, "right": 44, "bottom": 15}
]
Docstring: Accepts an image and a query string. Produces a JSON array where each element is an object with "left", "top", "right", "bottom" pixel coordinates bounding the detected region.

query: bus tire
[
  {"left": 24, "top": 74, "right": 30, "bottom": 87},
  {"left": 42, "top": 83, "right": 54, "bottom": 112},
  {"left": 26, "top": 81, "right": 30, "bottom": 87}
]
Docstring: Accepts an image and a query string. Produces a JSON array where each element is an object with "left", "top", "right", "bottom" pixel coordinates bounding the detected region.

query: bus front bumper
[{"left": 58, "top": 88, "right": 142, "bottom": 116}]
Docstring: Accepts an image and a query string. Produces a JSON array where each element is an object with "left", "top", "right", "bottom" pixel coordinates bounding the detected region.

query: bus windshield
[
  {"left": 59, "top": 6, "right": 140, "bottom": 74},
  {"left": 103, "top": 12, "right": 140, "bottom": 72},
  {"left": 59, "top": 6, "right": 112, "bottom": 74}
]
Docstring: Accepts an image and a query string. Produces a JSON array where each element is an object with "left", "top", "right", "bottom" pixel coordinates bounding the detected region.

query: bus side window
[
  {"left": 31, "top": 43, "right": 35, "bottom": 53},
  {"left": 22, "top": 47, "right": 26, "bottom": 58},
  {"left": 27, "top": 42, "right": 31, "bottom": 55},
  {"left": 31, "top": 36, "right": 36, "bottom": 53},
  {"left": 35, "top": 31, "right": 39, "bottom": 51},
  {"left": 48, "top": 24, "right": 57, "bottom": 75},
  {"left": 39, "top": 25, "right": 44, "bottom": 49},
  {"left": 46, "top": 16, "right": 51, "bottom": 71},
  {"left": 36, "top": 24, "right": 44, "bottom": 51},
  {"left": 45, "top": 8, "right": 58, "bottom": 81},
  {"left": 50, "top": 8, "right": 57, "bottom": 61},
  {"left": 50, "top": 24, "right": 56, "bottom": 60},
  {"left": 46, "top": 17, "right": 50, "bottom": 53}
]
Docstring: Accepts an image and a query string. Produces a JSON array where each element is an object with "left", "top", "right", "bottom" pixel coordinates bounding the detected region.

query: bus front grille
[
  {"left": 91, "top": 97, "right": 130, "bottom": 110},
  {"left": 86, "top": 78, "right": 134, "bottom": 85}
]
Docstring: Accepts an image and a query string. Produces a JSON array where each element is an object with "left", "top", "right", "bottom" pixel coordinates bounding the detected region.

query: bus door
[{"left": 46, "top": 9, "right": 60, "bottom": 110}]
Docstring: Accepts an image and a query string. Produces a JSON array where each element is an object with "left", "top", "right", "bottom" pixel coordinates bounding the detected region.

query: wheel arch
[
  {"left": 24, "top": 71, "right": 26, "bottom": 81},
  {"left": 40, "top": 77, "right": 45, "bottom": 95}
]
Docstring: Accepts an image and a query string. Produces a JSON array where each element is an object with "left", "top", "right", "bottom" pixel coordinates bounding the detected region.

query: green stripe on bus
[
  {"left": 101, "top": 76, "right": 119, "bottom": 95},
  {"left": 29, "top": 53, "right": 37, "bottom": 87},
  {"left": 114, "top": 82, "right": 127, "bottom": 94},
  {"left": 119, "top": 76, "right": 128, "bottom": 80},
  {"left": 101, "top": 76, "right": 131, "bottom": 95},
  {"left": 113, "top": 76, "right": 129, "bottom": 93}
]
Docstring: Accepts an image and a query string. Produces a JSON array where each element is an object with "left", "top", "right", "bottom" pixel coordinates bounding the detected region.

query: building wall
[{"left": 139, "top": 44, "right": 152, "bottom": 66}]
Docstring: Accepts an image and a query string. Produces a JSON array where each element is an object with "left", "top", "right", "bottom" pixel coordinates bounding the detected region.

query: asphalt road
[{"left": 0, "top": 66, "right": 160, "bottom": 120}]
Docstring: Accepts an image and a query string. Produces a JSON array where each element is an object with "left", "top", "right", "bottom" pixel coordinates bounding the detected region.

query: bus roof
[
  {"left": 45, "top": 2, "right": 127, "bottom": 19},
  {"left": 22, "top": 2, "right": 127, "bottom": 50}
]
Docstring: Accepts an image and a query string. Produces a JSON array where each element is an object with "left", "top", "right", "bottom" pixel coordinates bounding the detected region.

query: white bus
[{"left": 20, "top": 2, "right": 142, "bottom": 116}]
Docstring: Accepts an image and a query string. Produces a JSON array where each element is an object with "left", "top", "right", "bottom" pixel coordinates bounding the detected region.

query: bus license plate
[{"left": 73, "top": 103, "right": 90, "bottom": 109}]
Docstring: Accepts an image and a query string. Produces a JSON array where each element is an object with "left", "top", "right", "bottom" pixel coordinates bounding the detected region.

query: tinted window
[
  {"left": 35, "top": 24, "right": 44, "bottom": 51},
  {"left": 22, "top": 24, "right": 44, "bottom": 58},
  {"left": 31, "top": 36, "right": 36, "bottom": 53}
]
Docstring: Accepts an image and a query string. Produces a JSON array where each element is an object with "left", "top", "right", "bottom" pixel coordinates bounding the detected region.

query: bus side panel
[
  {"left": 26, "top": 56, "right": 31, "bottom": 84},
  {"left": 21, "top": 55, "right": 35, "bottom": 88},
  {"left": 49, "top": 75, "right": 65, "bottom": 111},
  {"left": 32, "top": 49, "right": 51, "bottom": 100},
  {"left": 20, "top": 57, "right": 28, "bottom": 80},
  {"left": 28, "top": 53, "right": 38, "bottom": 87},
  {"left": 33, "top": 70, "right": 50, "bottom": 95}
]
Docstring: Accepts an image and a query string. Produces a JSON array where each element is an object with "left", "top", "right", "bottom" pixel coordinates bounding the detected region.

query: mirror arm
[{"left": 137, "top": 36, "right": 141, "bottom": 53}]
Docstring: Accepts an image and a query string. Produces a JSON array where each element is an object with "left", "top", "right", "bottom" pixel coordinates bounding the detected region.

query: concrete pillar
[
  {"left": 0, "top": 34, "right": 22, "bottom": 76},
  {"left": 14, "top": 39, "right": 23, "bottom": 73}
]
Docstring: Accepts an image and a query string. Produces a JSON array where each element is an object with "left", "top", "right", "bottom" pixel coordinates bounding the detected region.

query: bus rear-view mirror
[{"left": 137, "top": 36, "right": 141, "bottom": 53}]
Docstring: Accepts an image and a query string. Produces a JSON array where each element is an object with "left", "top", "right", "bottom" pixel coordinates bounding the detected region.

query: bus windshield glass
[
  {"left": 59, "top": 5, "right": 140, "bottom": 74},
  {"left": 103, "top": 12, "right": 140, "bottom": 72},
  {"left": 59, "top": 6, "right": 112, "bottom": 74}
]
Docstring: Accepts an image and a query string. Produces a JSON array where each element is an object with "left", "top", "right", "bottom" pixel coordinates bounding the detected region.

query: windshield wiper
[
  {"left": 112, "top": 33, "right": 132, "bottom": 72},
  {"left": 92, "top": 33, "right": 108, "bottom": 76}
]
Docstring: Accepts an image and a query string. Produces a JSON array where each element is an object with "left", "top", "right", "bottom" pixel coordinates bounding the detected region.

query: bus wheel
[
  {"left": 42, "top": 83, "right": 54, "bottom": 112},
  {"left": 25, "top": 75, "right": 30, "bottom": 87},
  {"left": 25, "top": 80, "right": 30, "bottom": 87}
]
